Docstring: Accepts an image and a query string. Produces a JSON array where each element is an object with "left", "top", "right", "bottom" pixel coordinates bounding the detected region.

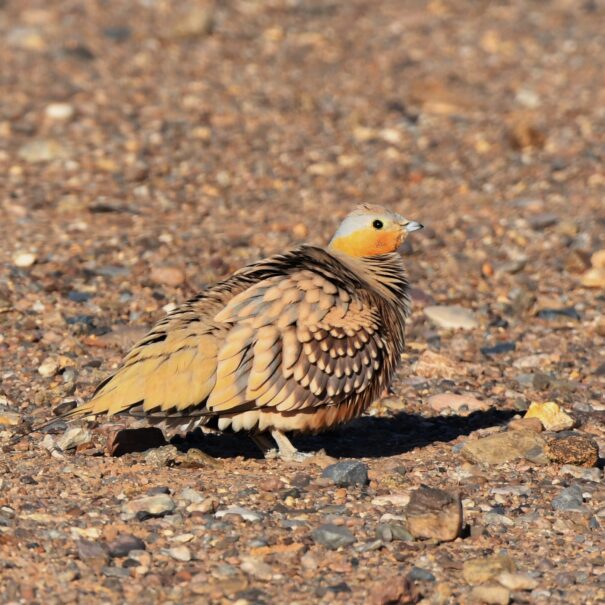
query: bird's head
[{"left": 328, "top": 204, "right": 423, "bottom": 257}]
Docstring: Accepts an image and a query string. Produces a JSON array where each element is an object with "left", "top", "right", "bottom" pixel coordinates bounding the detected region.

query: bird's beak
[{"left": 404, "top": 220, "right": 423, "bottom": 233}]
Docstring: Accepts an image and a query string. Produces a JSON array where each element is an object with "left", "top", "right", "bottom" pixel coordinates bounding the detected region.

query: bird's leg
[
  {"left": 250, "top": 430, "right": 313, "bottom": 461},
  {"left": 249, "top": 433, "right": 278, "bottom": 459},
  {"left": 270, "top": 429, "right": 313, "bottom": 462}
]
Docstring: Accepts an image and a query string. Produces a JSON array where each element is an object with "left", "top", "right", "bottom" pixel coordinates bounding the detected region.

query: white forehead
[{"left": 331, "top": 214, "right": 374, "bottom": 240}]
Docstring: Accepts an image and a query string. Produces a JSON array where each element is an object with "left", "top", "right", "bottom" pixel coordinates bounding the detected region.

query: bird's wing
[
  {"left": 67, "top": 246, "right": 391, "bottom": 422},
  {"left": 206, "top": 266, "right": 389, "bottom": 415},
  {"left": 68, "top": 275, "right": 254, "bottom": 419}
]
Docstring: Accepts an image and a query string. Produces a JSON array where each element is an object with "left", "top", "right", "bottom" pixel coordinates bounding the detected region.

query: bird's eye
[{"left": 372, "top": 219, "right": 384, "bottom": 230}]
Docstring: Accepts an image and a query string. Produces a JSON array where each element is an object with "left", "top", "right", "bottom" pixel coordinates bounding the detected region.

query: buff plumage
[{"left": 63, "top": 204, "right": 422, "bottom": 459}]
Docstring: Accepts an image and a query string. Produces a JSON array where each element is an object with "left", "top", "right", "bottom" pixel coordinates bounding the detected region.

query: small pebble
[
  {"left": 322, "top": 460, "right": 369, "bottom": 487},
  {"left": 166, "top": 546, "right": 191, "bottom": 562},
  {"left": 424, "top": 305, "right": 479, "bottom": 330},
  {"left": 13, "top": 252, "right": 37, "bottom": 268},
  {"left": 45, "top": 103, "right": 75, "bottom": 120},
  {"left": 311, "top": 524, "right": 356, "bottom": 549}
]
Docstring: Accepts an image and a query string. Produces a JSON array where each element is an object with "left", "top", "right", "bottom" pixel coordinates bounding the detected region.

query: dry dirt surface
[{"left": 1, "top": 1, "right": 605, "bottom": 604}]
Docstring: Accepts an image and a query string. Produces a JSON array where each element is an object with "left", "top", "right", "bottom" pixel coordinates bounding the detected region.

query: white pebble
[
  {"left": 13, "top": 252, "right": 37, "bottom": 268},
  {"left": 45, "top": 103, "right": 75, "bottom": 120}
]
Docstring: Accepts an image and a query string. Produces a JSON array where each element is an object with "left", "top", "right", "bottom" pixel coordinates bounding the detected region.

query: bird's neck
[{"left": 328, "top": 231, "right": 402, "bottom": 257}]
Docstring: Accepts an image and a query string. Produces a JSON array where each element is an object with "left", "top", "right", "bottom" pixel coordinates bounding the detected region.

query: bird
[{"left": 59, "top": 204, "right": 423, "bottom": 460}]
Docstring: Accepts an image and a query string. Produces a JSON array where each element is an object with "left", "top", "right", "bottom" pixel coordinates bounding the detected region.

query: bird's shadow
[{"left": 174, "top": 408, "right": 517, "bottom": 460}]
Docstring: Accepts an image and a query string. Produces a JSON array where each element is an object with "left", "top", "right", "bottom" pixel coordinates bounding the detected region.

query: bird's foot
[
  {"left": 250, "top": 430, "right": 314, "bottom": 462},
  {"left": 277, "top": 450, "right": 314, "bottom": 463}
]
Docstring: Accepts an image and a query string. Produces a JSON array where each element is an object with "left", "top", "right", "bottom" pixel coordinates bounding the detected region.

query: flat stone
[
  {"left": 311, "top": 524, "right": 356, "bottom": 549},
  {"left": 122, "top": 494, "right": 176, "bottom": 520},
  {"left": 470, "top": 584, "right": 510, "bottom": 604},
  {"left": 56, "top": 428, "right": 92, "bottom": 451},
  {"left": 560, "top": 465, "right": 602, "bottom": 483},
  {"left": 107, "top": 534, "right": 146, "bottom": 558},
  {"left": 551, "top": 484, "right": 589, "bottom": 513},
  {"left": 166, "top": 545, "right": 191, "bottom": 562},
  {"left": 496, "top": 572, "right": 538, "bottom": 591},
  {"left": 405, "top": 487, "right": 462, "bottom": 542},
  {"left": 424, "top": 305, "right": 479, "bottom": 330},
  {"left": 215, "top": 506, "right": 263, "bottom": 522},
  {"left": 372, "top": 493, "right": 411, "bottom": 507},
  {"left": 463, "top": 555, "right": 517, "bottom": 585},
  {"left": 461, "top": 430, "right": 547, "bottom": 465},
  {"left": 427, "top": 393, "right": 489, "bottom": 415},
  {"left": 545, "top": 435, "right": 599, "bottom": 467},
  {"left": 524, "top": 401, "right": 575, "bottom": 432},
  {"left": 178, "top": 487, "right": 204, "bottom": 503},
  {"left": 507, "top": 417, "right": 543, "bottom": 433},
  {"left": 322, "top": 460, "right": 369, "bottom": 487},
  {"left": 76, "top": 539, "right": 109, "bottom": 563}
]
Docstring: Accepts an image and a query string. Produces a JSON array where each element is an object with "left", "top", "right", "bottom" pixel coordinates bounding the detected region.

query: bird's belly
[{"left": 218, "top": 397, "right": 370, "bottom": 433}]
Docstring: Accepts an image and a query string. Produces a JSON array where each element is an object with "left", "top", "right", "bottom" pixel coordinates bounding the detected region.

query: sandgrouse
[{"left": 63, "top": 205, "right": 422, "bottom": 460}]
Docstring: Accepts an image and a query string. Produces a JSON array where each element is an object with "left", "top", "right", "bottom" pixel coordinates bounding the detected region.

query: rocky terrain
[{"left": 1, "top": 0, "right": 604, "bottom": 603}]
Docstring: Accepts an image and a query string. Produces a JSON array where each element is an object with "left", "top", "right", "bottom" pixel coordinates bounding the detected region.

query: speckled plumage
[{"left": 64, "top": 206, "right": 420, "bottom": 458}]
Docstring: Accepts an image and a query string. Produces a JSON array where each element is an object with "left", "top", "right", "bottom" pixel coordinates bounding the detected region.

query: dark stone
[
  {"left": 327, "top": 582, "right": 352, "bottom": 594},
  {"left": 322, "top": 460, "right": 369, "bottom": 487},
  {"left": 102, "top": 566, "right": 131, "bottom": 578},
  {"left": 529, "top": 212, "right": 559, "bottom": 230},
  {"left": 146, "top": 486, "right": 171, "bottom": 496},
  {"left": 311, "top": 524, "right": 356, "bottom": 549},
  {"left": 407, "top": 567, "right": 436, "bottom": 582},
  {"left": 77, "top": 539, "right": 109, "bottom": 562},
  {"left": 532, "top": 373, "right": 551, "bottom": 390},
  {"left": 68, "top": 291, "right": 91, "bottom": 303},
  {"left": 537, "top": 307, "right": 581, "bottom": 321},
  {"left": 480, "top": 342, "right": 516, "bottom": 356},
  {"left": 103, "top": 26, "right": 132, "bottom": 42},
  {"left": 108, "top": 534, "right": 146, "bottom": 558},
  {"left": 291, "top": 473, "right": 312, "bottom": 488}
]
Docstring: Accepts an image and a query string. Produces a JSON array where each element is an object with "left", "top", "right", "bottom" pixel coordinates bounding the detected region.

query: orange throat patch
[{"left": 329, "top": 229, "right": 403, "bottom": 257}]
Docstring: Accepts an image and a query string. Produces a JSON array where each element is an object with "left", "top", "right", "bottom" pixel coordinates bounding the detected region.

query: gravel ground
[{"left": 1, "top": 1, "right": 605, "bottom": 603}]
